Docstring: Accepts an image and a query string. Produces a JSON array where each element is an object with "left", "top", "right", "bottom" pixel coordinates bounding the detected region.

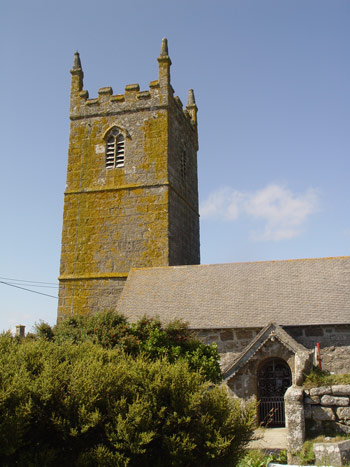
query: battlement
[{"left": 70, "top": 39, "right": 197, "bottom": 129}]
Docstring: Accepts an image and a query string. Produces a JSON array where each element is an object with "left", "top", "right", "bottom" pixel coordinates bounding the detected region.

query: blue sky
[{"left": 1, "top": 0, "right": 349, "bottom": 332}]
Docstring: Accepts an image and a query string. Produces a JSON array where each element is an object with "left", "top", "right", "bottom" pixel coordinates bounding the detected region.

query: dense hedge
[
  {"left": 0, "top": 333, "right": 255, "bottom": 466},
  {"left": 34, "top": 312, "right": 222, "bottom": 384}
]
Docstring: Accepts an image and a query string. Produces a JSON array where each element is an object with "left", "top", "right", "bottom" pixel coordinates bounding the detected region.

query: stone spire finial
[
  {"left": 73, "top": 51, "right": 82, "bottom": 70},
  {"left": 187, "top": 89, "right": 196, "bottom": 107},
  {"left": 186, "top": 89, "right": 198, "bottom": 126},
  {"left": 70, "top": 51, "right": 84, "bottom": 98},
  {"left": 160, "top": 38, "right": 169, "bottom": 57},
  {"left": 158, "top": 38, "right": 171, "bottom": 88}
]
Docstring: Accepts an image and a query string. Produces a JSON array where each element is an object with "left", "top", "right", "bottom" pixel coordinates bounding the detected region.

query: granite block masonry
[{"left": 58, "top": 39, "right": 200, "bottom": 319}]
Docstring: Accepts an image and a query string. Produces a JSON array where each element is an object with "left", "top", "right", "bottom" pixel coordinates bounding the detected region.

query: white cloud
[
  {"left": 200, "top": 184, "right": 319, "bottom": 241},
  {"left": 200, "top": 187, "right": 243, "bottom": 220}
]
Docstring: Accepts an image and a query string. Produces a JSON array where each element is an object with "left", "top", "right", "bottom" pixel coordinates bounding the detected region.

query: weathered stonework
[
  {"left": 196, "top": 327, "right": 261, "bottom": 353},
  {"left": 321, "top": 395, "right": 349, "bottom": 407},
  {"left": 226, "top": 337, "right": 296, "bottom": 399},
  {"left": 58, "top": 40, "right": 200, "bottom": 319},
  {"left": 314, "top": 439, "right": 350, "bottom": 466},
  {"left": 285, "top": 386, "right": 305, "bottom": 454},
  {"left": 196, "top": 325, "right": 350, "bottom": 377},
  {"left": 286, "top": 324, "right": 350, "bottom": 374},
  {"left": 305, "top": 385, "right": 350, "bottom": 436}
]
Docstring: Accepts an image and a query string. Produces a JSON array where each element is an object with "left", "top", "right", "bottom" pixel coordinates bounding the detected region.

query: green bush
[
  {"left": 34, "top": 312, "right": 222, "bottom": 384},
  {"left": 0, "top": 334, "right": 255, "bottom": 466}
]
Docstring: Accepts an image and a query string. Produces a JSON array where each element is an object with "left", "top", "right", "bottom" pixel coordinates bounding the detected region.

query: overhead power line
[
  {"left": 0, "top": 281, "right": 58, "bottom": 299},
  {"left": 3, "top": 282, "right": 59, "bottom": 289},
  {"left": 0, "top": 276, "right": 58, "bottom": 285}
]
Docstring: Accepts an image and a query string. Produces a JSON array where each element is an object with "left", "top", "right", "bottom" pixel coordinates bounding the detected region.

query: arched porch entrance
[{"left": 257, "top": 358, "right": 292, "bottom": 427}]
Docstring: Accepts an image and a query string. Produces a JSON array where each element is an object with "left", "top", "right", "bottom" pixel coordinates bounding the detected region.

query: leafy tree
[{"left": 0, "top": 334, "right": 255, "bottom": 466}]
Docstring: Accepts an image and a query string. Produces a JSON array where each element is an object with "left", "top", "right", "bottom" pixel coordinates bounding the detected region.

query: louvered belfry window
[{"left": 106, "top": 129, "right": 125, "bottom": 169}]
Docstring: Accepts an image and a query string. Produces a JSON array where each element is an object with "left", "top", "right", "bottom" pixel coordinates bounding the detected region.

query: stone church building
[{"left": 58, "top": 39, "right": 350, "bottom": 427}]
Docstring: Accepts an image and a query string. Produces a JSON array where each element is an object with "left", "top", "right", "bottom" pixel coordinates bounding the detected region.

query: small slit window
[
  {"left": 181, "top": 150, "right": 187, "bottom": 181},
  {"left": 106, "top": 129, "right": 125, "bottom": 169}
]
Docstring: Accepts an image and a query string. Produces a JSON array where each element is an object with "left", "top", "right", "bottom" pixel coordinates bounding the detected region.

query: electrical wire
[
  {"left": 0, "top": 281, "right": 58, "bottom": 299},
  {"left": 0, "top": 276, "right": 57, "bottom": 285},
  {"left": 3, "top": 282, "right": 59, "bottom": 289},
  {"left": 0, "top": 274, "right": 127, "bottom": 296}
]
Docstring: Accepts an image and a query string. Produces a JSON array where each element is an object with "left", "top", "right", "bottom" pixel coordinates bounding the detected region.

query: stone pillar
[
  {"left": 295, "top": 350, "right": 313, "bottom": 386},
  {"left": 285, "top": 386, "right": 305, "bottom": 456}
]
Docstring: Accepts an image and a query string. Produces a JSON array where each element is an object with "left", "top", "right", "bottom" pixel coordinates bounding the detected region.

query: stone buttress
[{"left": 57, "top": 39, "right": 200, "bottom": 320}]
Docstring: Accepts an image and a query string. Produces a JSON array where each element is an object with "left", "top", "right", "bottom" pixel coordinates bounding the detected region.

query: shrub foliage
[
  {"left": 34, "top": 312, "right": 222, "bottom": 384},
  {"left": 0, "top": 331, "right": 255, "bottom": 466}
]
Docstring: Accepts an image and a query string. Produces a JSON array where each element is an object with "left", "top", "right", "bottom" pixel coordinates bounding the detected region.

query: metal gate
[
  {"left": 257, "top": 358, "right": 292, "bottom": 427},
  {"left": 259, "top": 396, "right": 285, "bottom": 426}
]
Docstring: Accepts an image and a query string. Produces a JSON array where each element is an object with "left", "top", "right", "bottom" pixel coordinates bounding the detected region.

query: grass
[{"left": 303, "top": 367, "right": 350, "bottom": 389}]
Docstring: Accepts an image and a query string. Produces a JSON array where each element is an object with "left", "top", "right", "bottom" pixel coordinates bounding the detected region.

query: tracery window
[{"left": 106, "top": 128, "right": 125, "bottom": 168}]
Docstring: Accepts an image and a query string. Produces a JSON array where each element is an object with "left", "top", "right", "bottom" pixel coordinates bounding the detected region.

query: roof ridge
[{"left": 129, "top": 255, "right": 350, "bottom": 273}]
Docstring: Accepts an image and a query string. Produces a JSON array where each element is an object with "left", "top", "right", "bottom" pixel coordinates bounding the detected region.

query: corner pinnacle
[
  {"left": 160, "top": 38, "right": 169, "bottom": 57},
  {"left": 70, "top": 51, "right": 84, "bottom": 95},
  {"left": 187, "top": 89, "right": 196, "bottom": 107},
  {"left": 73, "top": 51, "right": 82, "bottom": 70},
  {"left": 157, "top": 37, "right": 171, "bottom": 86},
  {"left": 186, "top": 89, "right": 197, "bottom": 126}
]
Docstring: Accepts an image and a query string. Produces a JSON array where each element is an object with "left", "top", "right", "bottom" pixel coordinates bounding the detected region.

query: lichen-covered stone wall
[
  {"left": 286, "top": 324, "right": 350, "bottom": 374},
  {"left": 58, "top": 45, "right": 199, "bottom": 320},
  {"left": 196, "top": 325, "right": 350, "bottom": 378},
  {"left": 168, "top": 96, "right": 200, "bottom": 265},
  {"left": 285, "top": 385, "right": 350, "bottom": 462},
  {"left": 58, "top": 277, "right": 126, "bottom": 317},
  {"left": 304, "top": 385, "right": 350, "bottom": 437}
]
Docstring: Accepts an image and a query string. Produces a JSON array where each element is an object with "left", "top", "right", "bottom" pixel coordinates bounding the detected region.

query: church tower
[{"left": 58, "top": 39, "right": 200, "bottom": 320}]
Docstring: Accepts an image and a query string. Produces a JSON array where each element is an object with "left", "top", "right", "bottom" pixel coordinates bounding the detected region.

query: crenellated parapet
[{"left": 70, "top": 38, "right": 197, "bottom": 131}]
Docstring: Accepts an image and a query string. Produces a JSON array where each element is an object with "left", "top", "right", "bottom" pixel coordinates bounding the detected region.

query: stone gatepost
[{"left": 285, "top": 386, "right": 305, "bottom": 461}]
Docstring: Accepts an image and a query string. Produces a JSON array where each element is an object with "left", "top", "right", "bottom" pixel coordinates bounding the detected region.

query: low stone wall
[
  {"left": 304, "top": 385, "right": 350, "bottom": 436},
  {"left": 285, "top": 385, "right": 350, "bottom": 457}
]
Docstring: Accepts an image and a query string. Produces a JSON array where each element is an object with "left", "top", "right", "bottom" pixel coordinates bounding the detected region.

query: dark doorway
[{"left": 257, "top": 358, "right": 292, "bottom": 427}]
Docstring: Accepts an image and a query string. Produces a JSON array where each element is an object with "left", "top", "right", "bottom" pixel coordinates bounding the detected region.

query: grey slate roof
[{"left": 117, "top": 257, "right": 350, "bottom": 329}]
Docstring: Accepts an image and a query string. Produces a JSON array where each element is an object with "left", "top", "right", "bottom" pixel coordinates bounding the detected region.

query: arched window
[{"left": 106, "top": 128, "right": 125, "bottom": 169}]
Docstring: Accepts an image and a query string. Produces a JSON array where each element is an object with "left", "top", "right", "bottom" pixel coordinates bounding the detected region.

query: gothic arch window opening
[{"left": 106, "top": 128, "right": 125, "bottom": 169}]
